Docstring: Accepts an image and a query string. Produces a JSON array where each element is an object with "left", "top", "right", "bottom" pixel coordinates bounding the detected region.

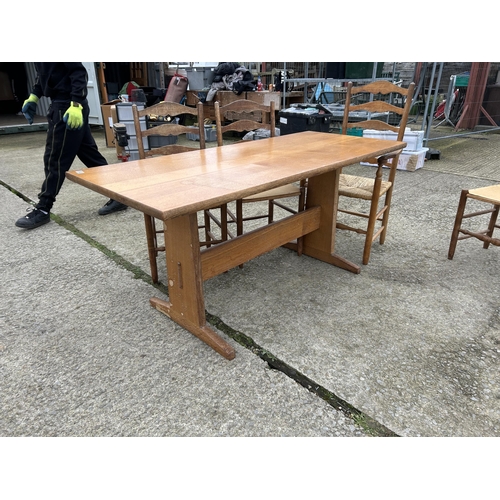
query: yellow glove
[
  {"left": 22, "top": 94, "right": 39, "bottom": 125},
  {"left": 63, "top": 101, "right": 84, "bottom": 130}
]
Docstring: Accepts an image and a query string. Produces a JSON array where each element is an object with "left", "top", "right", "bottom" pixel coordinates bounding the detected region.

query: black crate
[{"left": 279, "top": 108, "right": 333, "bottom": 135}]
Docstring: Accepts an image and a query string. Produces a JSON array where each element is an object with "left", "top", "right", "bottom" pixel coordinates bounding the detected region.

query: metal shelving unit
[{"left": 281, "top": 62, "right": 392, "bottom": 108}]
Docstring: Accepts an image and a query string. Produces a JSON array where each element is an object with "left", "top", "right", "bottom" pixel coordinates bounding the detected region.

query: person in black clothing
[{"left": 15, "top": 62, "right": 127, "bottom": 229}]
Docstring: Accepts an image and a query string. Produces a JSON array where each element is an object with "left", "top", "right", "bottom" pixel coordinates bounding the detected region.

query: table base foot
[
  {"left": 329, "top": 253, "right": 361, "bottom": 274},
  {"left": 283, "top": 242, "right": 361, "bottom": 274},
  {"left": 302, "top": 247, "right": 361, "bottom": 274},
  {"left": 150, "top": 297, "right": 236, "bottom": 360}
]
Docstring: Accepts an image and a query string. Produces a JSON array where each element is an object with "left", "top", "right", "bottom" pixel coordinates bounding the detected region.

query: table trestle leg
[
  {"left": 302, "top": 169, "right": 361, "bottom": 274},
  {"left": 150, "top": 213, "right": 235, "bottom": 360}
]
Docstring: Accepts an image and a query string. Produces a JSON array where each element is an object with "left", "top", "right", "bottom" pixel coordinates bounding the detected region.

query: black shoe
[
  {"left": 98, "top": 199, "right": 128, "bottom": 215},
  {"left": 15, "top": 207, "right": 50, "bottom": 229}
]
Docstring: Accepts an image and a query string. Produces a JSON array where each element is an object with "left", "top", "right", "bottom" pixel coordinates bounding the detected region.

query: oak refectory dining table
[{"left": 66, "top": 131, "right": 405, "bottom": 360}]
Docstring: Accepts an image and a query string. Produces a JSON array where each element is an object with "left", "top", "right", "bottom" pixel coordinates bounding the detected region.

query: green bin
[{"left": 345, "top": 63, "right": 384, "bottom": 79}]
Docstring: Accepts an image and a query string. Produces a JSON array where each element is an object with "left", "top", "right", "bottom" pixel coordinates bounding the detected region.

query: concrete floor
[{"left": 1, "top": 120, "right": 499, "bottom": 439}]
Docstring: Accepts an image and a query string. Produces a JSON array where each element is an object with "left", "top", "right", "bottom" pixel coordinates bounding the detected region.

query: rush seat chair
[
  {"left": 448, "top": 184, "right": 500, "bottom": 260},
  {"left": 338, "top": 80, "right": 415, "bottom": 265},
  {"left": 132, "top": 101, "right": 228, "bottom": 283},
  {"left": 211, "top": 99, "right": 306, "bottom": 253}
]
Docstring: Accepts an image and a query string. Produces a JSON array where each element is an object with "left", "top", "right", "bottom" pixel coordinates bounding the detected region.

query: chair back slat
[
  {"left": 215, "top": 99, "right": 275, "bottom": 146},
  {"left": 346, "top": 120, "right": 401, "bottom": 134},
  {"left": 132, "top": 101, "right": 205, "bottom": 159},
  {"left": 341, "top": 80, "right": 415, "bottom": 142}
]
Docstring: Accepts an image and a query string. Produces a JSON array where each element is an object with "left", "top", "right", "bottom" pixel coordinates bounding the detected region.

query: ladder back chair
[
  {"left": 448, "top": 184, "right": 500, "bottom": 259},
  {"left": 339, "top": 80, "right": 415, "bottom": 265},
  {"left": 210, "top": 99, "right": 306, "bottom": 253},
  {"left": 132, "top": 101, "right": 228, "bottom": 283}
]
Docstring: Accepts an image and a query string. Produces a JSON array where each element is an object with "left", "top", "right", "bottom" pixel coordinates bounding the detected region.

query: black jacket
[{"left": 32, "top": 62, "right": 88, "bottom": 104}]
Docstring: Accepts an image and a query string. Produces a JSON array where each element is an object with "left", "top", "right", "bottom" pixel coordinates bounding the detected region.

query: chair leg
[
  {"left": 144, "top": 214, "right": 159, "bottom": 283},
  {"left": 362, "top": 221, "right": 375, "bottom": 265},
  {"left": 484, "top": 204, "right": 500, "bottom": 249},
  {"left": 363, "top": 170, "right": 383, "bottom": 265},
  {"left": 448, "top": 189, "right": 469, "bottom": 260},
  {"left": 203, "top": 209, "right": 212, "bottom": 248},
  {"left": 362, "top": 202, "right": 380, "bottom": 265},
  {"left": 236, "top": 200, "right": 243, "bottom": 236},
  {"left": 268, "top": 200, "right": 274, "bottom": 224},
  {"left": 220, "top": 203, "right": 228, "bottom": 242},
  {"left": 296, "top": 180, "right": 307, "bottom": 257},
  {"left": 379, "top": 188, "right": 394, "bottom": 245}
]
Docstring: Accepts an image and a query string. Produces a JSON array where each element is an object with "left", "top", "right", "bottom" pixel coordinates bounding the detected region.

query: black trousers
[{"left": 37, "top": 99, "right": 107, "bottom": 212}]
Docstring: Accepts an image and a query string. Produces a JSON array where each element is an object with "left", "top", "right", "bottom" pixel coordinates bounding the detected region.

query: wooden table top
[{"left": 66, "top": 131, "right": 405, "bottom": 221}]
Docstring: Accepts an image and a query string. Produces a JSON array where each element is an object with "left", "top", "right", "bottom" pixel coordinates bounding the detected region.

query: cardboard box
[
  {"left": 361, "top": 148, "right": 428, "bottom": 172},
  {"left": 100, "top": 99, "right": 121, "bottom": 147}
]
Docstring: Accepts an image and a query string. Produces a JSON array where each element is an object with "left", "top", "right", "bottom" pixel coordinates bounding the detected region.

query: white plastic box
[
  {"left": 115, "top": 104, "right": 149, "bottom": 154},
  {"left": 396, "top": 148, "right": 428, "bottom": 171},
  {"left": 362, "top": 128, "right": 424, "bottom": 151},
  {"left": 117, "top": 119, "right": 148, "bottom": 151},
  {"left": 121, "top": 119, "right": 146, "bottom": 136},
  {"left": 115, "top": 102, "right": 145, "bottom": 121},
  {"left": 361, "top": 148, "right": 428, "bottom": 172}
]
